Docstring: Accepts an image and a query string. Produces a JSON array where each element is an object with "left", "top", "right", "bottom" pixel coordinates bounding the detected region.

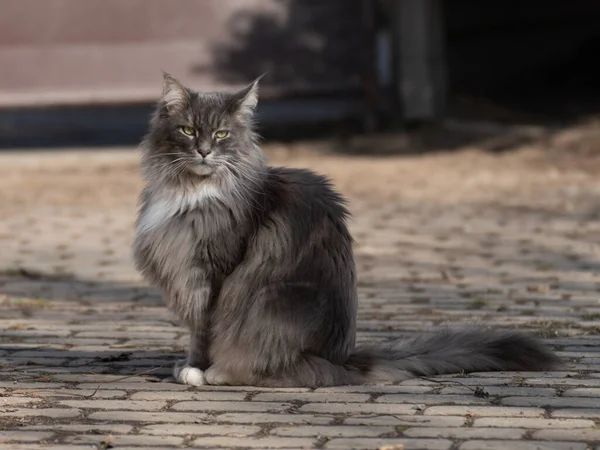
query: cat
[{"left": 132, "top": 73, "right": 559, "bottom": 387}]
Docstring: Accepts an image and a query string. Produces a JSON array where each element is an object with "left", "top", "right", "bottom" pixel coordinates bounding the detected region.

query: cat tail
[{"left": 346, "top": 328, "right": 560, "bottom": 383}]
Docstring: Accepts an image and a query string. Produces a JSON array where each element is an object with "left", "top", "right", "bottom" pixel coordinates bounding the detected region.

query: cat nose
[{"left": 197, "top": 149, "right": 212, "bottom": 158}]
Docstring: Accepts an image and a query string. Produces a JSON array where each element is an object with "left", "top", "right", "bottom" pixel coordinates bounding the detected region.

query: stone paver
[{"left": 2, "top": 123, "right": 600, "bottom": 449}]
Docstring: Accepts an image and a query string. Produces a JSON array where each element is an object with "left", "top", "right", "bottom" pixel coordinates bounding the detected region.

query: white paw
[
  {"left": 204, "top": 365, "right": 232, "bottom": 385},
  {"left": 173, "top": 360, "right": 205, "bottom": 386}
]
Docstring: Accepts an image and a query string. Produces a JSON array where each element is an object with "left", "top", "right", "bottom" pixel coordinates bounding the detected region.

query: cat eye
[
  {"left": 214, "top": 130, "right": 230, "bottom": 140},
  {"left": 180, "top": 126, "right": 196, "bottom": 136}
]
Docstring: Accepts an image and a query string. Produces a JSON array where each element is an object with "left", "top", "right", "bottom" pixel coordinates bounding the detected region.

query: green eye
[
  {"left": 214, "top": 130, "right": 230, "bottom": 140},
  {"left": 181, "top": 126, "right": 195, "bottom": 136}
]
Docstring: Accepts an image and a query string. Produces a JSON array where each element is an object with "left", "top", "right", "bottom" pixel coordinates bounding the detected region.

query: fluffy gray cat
[{"left": 132, "top": 74, "right": 558, "bottom": 387}]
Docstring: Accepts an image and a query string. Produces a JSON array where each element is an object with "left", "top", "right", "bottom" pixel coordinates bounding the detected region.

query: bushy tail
[{"left": 346, "top": 328, "right": 560, "bottom": 383}]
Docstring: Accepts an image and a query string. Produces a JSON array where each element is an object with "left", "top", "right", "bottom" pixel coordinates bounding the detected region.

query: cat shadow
[
  {"left": 0, "top": 346, "right": 177, "bottom": 381},
  {"left": 0, "top": 270, "right": 185, "bottom": 381}
]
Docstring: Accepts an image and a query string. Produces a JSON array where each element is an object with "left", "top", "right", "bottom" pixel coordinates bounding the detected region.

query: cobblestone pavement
[{"left": 2, "top": 123, "right": 600, "bottom": 449}]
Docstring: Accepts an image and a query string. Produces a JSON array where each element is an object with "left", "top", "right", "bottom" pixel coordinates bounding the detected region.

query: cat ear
[
  {"left": 232, "top": 75, "right": 264, "bottom": 118},
  {"left": 161, "top": 72, "right": 191, "bottom": 111}
]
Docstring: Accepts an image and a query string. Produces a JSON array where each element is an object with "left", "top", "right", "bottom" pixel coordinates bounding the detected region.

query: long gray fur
[{"left": 132, "top": 74, "right": 559, "bottom": 387}]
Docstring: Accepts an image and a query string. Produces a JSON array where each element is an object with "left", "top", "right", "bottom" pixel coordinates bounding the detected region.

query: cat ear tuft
[
  {"left": 161, "top": 72, "right": 190, "bottom": 110},
  {"left": 233, "top": 75, "right": 264, "bottom": 117}
]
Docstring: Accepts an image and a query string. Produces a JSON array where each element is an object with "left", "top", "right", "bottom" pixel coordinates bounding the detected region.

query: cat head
[{"left": 142, "top": 73, "right": 265, "bottom": 184}]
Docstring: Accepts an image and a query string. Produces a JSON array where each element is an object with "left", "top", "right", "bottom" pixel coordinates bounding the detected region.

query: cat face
[{"left": 143, "top": 74, "right": 261, "bottom": 182}]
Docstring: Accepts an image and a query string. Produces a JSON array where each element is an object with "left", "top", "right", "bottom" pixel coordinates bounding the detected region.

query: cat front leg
[
  {"left": 170, "top": 286, "right": 213, "bottom": 386},
  {"left": 173, "top": 328, "right": 210, "bottom": 386}
]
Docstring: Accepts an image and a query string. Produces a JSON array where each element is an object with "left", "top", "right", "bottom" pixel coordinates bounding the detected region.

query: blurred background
[
  {"left": 1, "top": 0, "right": 599, "bottom": 148},
  {"left": 1, "top": 0, "right": 600, "bottom": 282}
]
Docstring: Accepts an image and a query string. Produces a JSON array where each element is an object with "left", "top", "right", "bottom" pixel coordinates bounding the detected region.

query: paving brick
[
  {"left": 423, "top": 406, "right": 544, "bottom": 417},
  {"left": 0, "top": 431, "right": 54, "bottom": 442},
  {"left": 214, "top": 413, "right": 333, "bottom": 425},
  {"left": 76, "top": 382, "right": 190, "bottom": 391},
  {"left": 314, "top": 384, "right": 433, "bottom": 394},
  {"left": 88, "top": 358, "right": 176, "bottom": 367},
  {"left": 400, "top": 379, "right": 441, "bottom": 386},
  {"left": 0, "top": 396, "right": 42, "bottom": 406},
  {"left": 171, "top": 401, "right": 291, "bottom": 412},
  {"left": 26, "top": 366, "right": 110, "bottom": 375},
  {"left": 271, "top": 425, "right": 392, "bottom": 437},
  {"left": 0, "top": 382, "right": 68, "bottom": 389},
  {"left": 533, "top": 429, "right": 600, "bottom": 441},
  {"left": 459, "top": 441, "right": 586, "bottom": 450},
  {"left": 51, "top": 374, "right": 155, "bottom": 383},
  {"left": 501, "top": 396, "right": 600, "bottom": 408},
  {"left": 189, "top": 436, "right": 315, "bottom": 448},
  {"left": 3, "top": 357, "right": 68, "bottom": 366},
  {"left": 252, "top": 392, "right": 370, "bottom": 403},
  {"left": 551, "top": 409, "right": 600, "bottom": 419},
  {"left": 130, "top": 390, "right": 246, "bottom": 401},
  {"left": 59, "top": 399, "right": 166, "bottom": 410},
  {"left": 405, "top": 427, "right": 525, "bottom": 439},
  {"left": 9, "top": 350, "right": 86, "bottom": 359},
  {"left": 562, "top": 388, "right": 600, "bottom": 397},
  {"left": 299, "top": 402, "right": 417, "bottom": 415},
  {"left": 474, "top": 417, "right": 595, "bottom": 428},
  {"left": 28, "top": 424, "right": 133, "bottom": 434},
  {"left": 526, "top": 378, "right": 600, "bottom": 387},
  {"left": 440, "top": 386, "right": 556, "bottom": 397},
  {"left": 66, "top": 434, "right": 184, "bottom": 446},
  {"left": 88, "top": 411, "right": 208, "bottom": 422},
  {"left": 0, "top": 446, "right": 92, "bottom": 450},
  {"left": 140, "top": 424, "right": 261, "bottom": 436},
  {"left": 326, "top": 438, "right": 453, "bottom": 449},
  {"left": 468, "top": 372, "right": 576, "bottom": 378},
  {"left": 36, "top": 389, "right": 127, "bottom": 399},
  {"left": 344, "top": 415, "right": 466, "bottom": 427},
  {"left": 172, "top": 384, "right": 310, "bottom": 393},
  {"left": 1, "top": 408, "right": 82, "bottom": 418},
  {"left": 75, "top": 330, "right": 177, "bottom": 339},
  {"left": 376, "top": 393, "right": 496, "bottom": 405}
]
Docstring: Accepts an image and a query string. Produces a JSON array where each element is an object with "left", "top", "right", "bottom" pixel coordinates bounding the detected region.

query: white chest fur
[{"left": 136, "top": 184, "right": 226, "bottom": 235}]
